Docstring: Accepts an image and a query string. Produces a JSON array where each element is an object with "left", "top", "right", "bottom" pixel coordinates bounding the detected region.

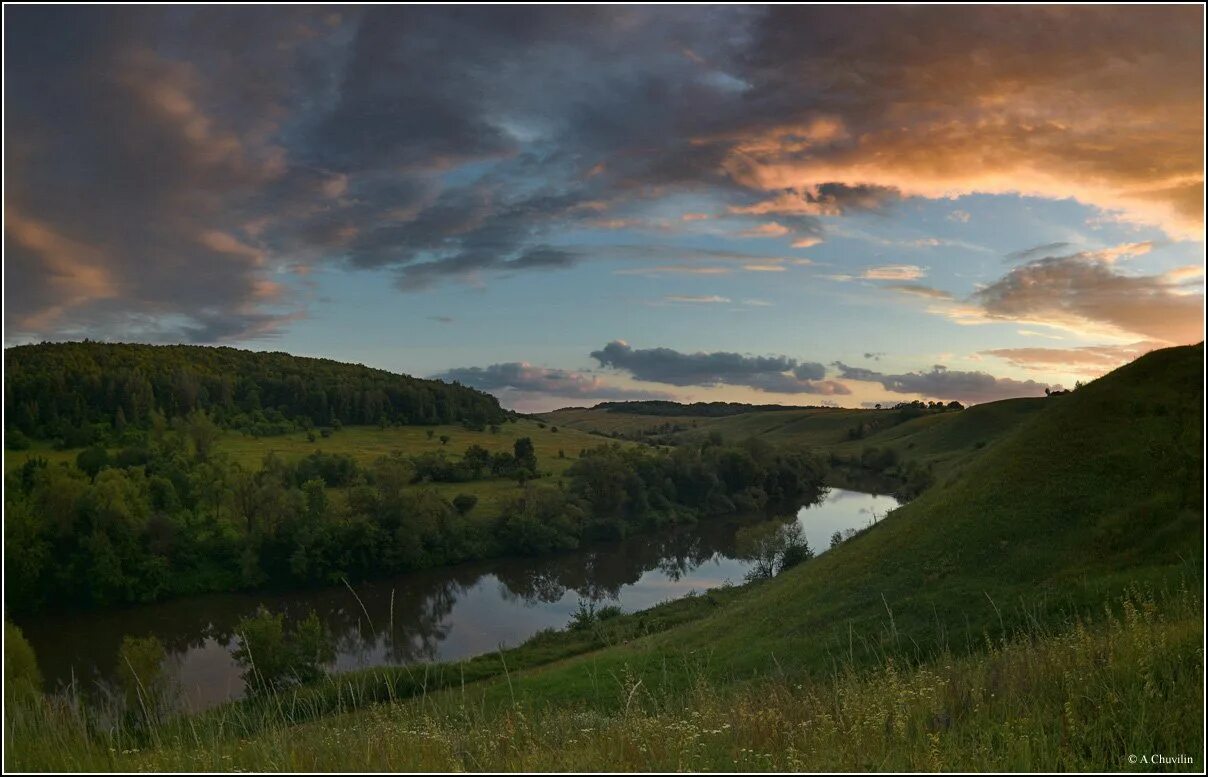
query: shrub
[
  {"left": 76, "top": 445, "right": 110, "bottom": 478},
  {"left": 568, "top": 601, "right": 621, "bottom": 631},
  {"left": 778, "top": 537, "right": 815, "bottom": 572},
  {"left": 597, "top": 604, "right": 623, "bottom": 621},
  {"left": 232, "top": 607, "right": 334, "bottom": 694},
  {"left": 738, "top": 521, "right": 813, "bottom": 581},
  {"left": 116, "top": 635, "right": 167, "bottom": 719},
  {"left": 452, "top": 493, "right": 479, "bottom": 515},
  {"left": 4, "top": 622, "right": 42, "bottom": 704}
]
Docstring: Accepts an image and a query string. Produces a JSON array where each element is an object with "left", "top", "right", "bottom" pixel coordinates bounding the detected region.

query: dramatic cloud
[
  {"left": 5, "top": 6, "right": 1202, "bottom": 345},
  {"left": 591, "top": 341, "right": 849, "bottom": 395},
  {"left": 723, "top": 6, "right": 1204, "bottom": 239},
  {"left": 730, "top": 183, "right": 899, "bottom": 217},
  {"left": 5, "top": 7, "right": 308, "bottom": 342},
  {"left": 835, "top": 363, "right": 1052, "bottom": 404},
  {"left": 964, "top": 249, "right": 1204, "bottom": 344},
  {"left": 433, "top": 362, "right": 669, "bottom": 401}
]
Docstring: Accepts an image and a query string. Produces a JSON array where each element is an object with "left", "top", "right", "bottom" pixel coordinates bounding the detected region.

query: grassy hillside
[
  {"left": 6, "top": 344, "right": 1203, "bottom": 771},
  {"left": 544, "top": 396, "right": 1047, "bottom": 484},
  {"left": 458, "top": 343, "right": 1203, "bottom": 695}
]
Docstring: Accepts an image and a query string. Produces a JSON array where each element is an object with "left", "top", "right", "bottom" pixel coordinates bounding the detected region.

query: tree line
[
  {"left": 4, "top": 415, "right": 827, "bottom": 614},
  {"left": 4, "top": 341, "right": 507, "bottom": 448}
]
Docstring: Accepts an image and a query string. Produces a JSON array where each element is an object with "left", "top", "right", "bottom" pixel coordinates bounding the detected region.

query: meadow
[
  {"left": 4, "top": 343, "right": 1203, "bottom": 771},
  {"left": 5, "top": 418, "right": 631, "bottom": 515}
]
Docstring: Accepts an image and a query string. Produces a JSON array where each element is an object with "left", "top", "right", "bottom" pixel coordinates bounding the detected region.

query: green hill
[
  {"left": 6, "top": 344, "right": 1203, "bottom": 771},
  {"left": 545, "top": 394, "right": 1049, "bottom": 491},
  {"left": 474, "top": 343, "right": 1203, "bottom": 696},
  {"left": 4, "top": 341, "right": 507, "bottom": 444}
]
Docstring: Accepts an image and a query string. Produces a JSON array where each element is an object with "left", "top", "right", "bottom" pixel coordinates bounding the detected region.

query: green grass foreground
[
  {"left": 5, "top": 583, "right": 1201, "bottom": 771},
  {"left": 4, "top": 343, "right": 1204, "bottom": 771}
]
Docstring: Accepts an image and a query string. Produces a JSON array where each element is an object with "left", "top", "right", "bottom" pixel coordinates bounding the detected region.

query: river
[{"left": 17, "top": 488, "right": 898, "bottom": 711}]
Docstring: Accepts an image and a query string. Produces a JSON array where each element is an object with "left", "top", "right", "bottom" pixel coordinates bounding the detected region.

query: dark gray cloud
[
  {"left": 591, "top": 341, "right": 848, "bottom": 395},
  {"left": 5, "top": 6, "right": 326, "bottom": 342},
  {"left": 730, "top": 183, "right": 900, "bottom": 217},
  {"left": 5, "top": 6, "right": 1201, "bottom": 344},
  {"left": 433, "top": 362, "right": 669, "bottom": 401},
  {"left": 835, "top": 362, "right": 1052, "bottom": 404}
]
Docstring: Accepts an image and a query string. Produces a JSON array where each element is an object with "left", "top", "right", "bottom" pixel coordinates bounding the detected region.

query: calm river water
[{"left": 17, "top": 488, "right": 898, "bottom": 711}]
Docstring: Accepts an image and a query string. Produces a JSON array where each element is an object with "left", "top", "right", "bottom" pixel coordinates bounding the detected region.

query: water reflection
[{"left": 17, "top": 488, "right": 898, "bottom": 711}]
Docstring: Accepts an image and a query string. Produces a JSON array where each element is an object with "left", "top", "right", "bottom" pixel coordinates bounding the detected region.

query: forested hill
[{"left": 4, "top": 342, "right": 506, "bottom": 440}]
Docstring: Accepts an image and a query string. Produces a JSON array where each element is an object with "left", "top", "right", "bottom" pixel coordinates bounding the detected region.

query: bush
[
  {"left": 4, "top": 622, "right": 42, "bottom": 704},
  {"left": 597, "top": 604, "right": 623, "bottom": 621},
  {"left": 498, "top": 486, "right": 583, "bottom": 555},
  {"left": 116, "top": 635, "right": 167, "bottom": 718},
  {"left": 452, "top": 493, "right": 479, "bottom": 515},
  {"left": 5, "top": 430, "right": 31, "bottom": 450},
  {"left": 232, "top": 607, "right": 334, "bottom": 694},
  {"left": 778, "top": 538, "right": 815, "bottom": 572},
  {"left": 738, "top": 520, "right": 813, "bottom": 581},
  {"left": 76, "top": 445, "right": 110, "bottom": 478},
  {"left": 568, "top": 601, "right": 622, "bottom": 631}
]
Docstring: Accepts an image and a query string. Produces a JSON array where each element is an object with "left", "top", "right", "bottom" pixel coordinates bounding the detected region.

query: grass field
[
  {"left": 4, "top": 418, "right": 633, "bottom": 514},
  {"left": 544, "top": 397, "right": 1048, "bottom": 484},
  {"left": 6, "top": 344, "right": 1202, "bottom": 771}
]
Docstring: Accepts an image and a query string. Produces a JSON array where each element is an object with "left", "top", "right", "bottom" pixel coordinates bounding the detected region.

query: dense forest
[
  {"left": 4, "top": 417, "right": 826, "bottom": 613},
  {"left": 4, "top": 342, "right": 507, "bottom": 445}
]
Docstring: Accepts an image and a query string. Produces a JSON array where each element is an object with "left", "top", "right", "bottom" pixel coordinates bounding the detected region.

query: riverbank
[{"left": 16, "top": 489, "right": 899, "bottom": 712}]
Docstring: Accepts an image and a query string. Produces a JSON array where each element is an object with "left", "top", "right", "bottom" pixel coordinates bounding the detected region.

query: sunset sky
[{"left": 5, "top": 5, "right": 1204, "bottom": 411}]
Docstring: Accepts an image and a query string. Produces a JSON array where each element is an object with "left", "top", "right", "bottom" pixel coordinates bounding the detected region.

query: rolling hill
[
  {"left": 7, "top": 343, "right": 1202, "bottom": 771},
  {"left": 4, "top": 341, "right": 507, "bottom": 442}
]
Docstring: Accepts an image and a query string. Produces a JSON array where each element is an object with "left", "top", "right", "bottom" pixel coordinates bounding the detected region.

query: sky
[{"left": 5, "top": 5, "right": 1204, "bottom": 411}]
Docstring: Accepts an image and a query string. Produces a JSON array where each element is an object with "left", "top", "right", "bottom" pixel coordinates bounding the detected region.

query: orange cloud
[
  {"left": 5, "top": 209, "right": 118, "bottom": 330},
  {"left": 118, "top": 48, "right": 286, "bottom": 184},
  {"left": 196, "top": 230, "right": 266, "bottom": 264},
  {"left": 716, "top": 7, "right": 1204, "bottom": 238},
  {"left": 931, "top": 246, "right": 1205, "bottom": 344},
  {"left": 739, "top": 221, "right": 790, "bottom": 238},
  {"left": 982, "top": 342, "right": 1161, "bottom": 376}
]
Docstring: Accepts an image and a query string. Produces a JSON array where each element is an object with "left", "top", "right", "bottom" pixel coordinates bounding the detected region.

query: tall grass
[{"left": 7, "top": 583, "right": 1201, "bottom": 772}]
